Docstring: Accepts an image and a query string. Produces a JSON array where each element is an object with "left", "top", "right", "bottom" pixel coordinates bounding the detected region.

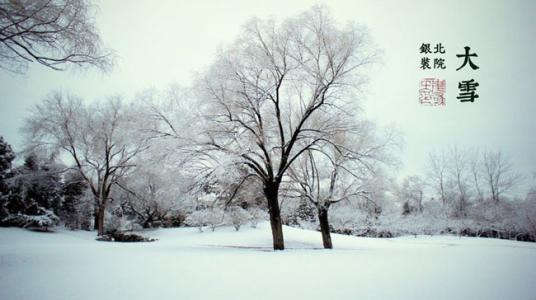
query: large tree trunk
[
  {"left": 318, "top": 206, "right": 332, "bottom": 249},
  {"left": 264, "top": 183, "right": 285, "bottom": 250},
  {"left": 97, "top": 203, "right": 106, "bottom": 236},
  {"left": 96, "top": 194, "right": 108, "bottom": 236}
]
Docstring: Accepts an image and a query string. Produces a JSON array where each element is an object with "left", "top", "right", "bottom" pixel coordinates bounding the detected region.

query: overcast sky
[{"left": 0, "top": 0, "right": 535, "bottom": 194}]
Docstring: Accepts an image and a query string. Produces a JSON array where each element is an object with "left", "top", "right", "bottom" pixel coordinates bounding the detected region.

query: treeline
[
  {"left": 0, "top": 133, "right": 268, "bottom": 234},
  {"left": 0, "top": 136, "right": 175, "bottom": 232},
  {"left": 282, "top": 147, "right": 536, "bottom": 242},
  {"left": 1, "top": 131, "right": 535, "bottom": 244}
]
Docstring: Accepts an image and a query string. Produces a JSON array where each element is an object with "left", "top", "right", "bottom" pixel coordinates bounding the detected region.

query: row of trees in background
[
  {"left": 0, "top": 132, "right": 190, "bottom": 232},
  {"left": 1, "top": 130, "right": 536, "bottom": 246},
  {"left": 392, "top": 147, "right": 534, "bottom": 241},
  {"left": 402, "top": 147, "right": 523, "bottom": 217}
]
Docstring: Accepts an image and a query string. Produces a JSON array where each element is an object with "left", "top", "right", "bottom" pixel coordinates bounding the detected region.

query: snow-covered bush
[
  {"left": 4, "top": 154, "right": 63, "bottom": 216},
  {"left": 281, "top": 197, "right": 316, "bottom": 227},
  {"left": 185, "top": 210, "right": 208, "bottom": 232},
  {"left": 96, "top": 232, "right": 157, "bottom": 243},
  {"left": 248, "top": 207, "right": 268, "bottom": 228},
  {"left": 329, "top": 205, "right": 368, "bottom": 234},
  {"left": 185, "top": 207, "right": 225, "bottom": 232},
  {"left": 227, "top": 207, "right": 251, "bottom": 231},
  {"left": 1, "top": 209, "right": 59, "bottom": 231},
  {"left": 104, "top": 207, "right": 142, "bottom": 234},
  {"left": 515, "top": 198, "right": 536, "bottom": 240}
]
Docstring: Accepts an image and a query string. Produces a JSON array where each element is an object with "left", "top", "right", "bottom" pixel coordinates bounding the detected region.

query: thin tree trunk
[
  {"left": 318, "top": 206, "right": 332, "bottom": 249},
  {"left": 265, "top": 183, "right": 284, "bottom": 250}
]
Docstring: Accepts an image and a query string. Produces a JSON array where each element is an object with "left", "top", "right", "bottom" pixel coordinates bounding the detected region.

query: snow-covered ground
[{"left": 1, "top": 223, "right": 535, "bottom": 300}]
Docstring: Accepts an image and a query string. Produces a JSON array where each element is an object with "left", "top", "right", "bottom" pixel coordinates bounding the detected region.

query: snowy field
[{"left": 1, "top": 223, "right": 535, "bottom": 300}]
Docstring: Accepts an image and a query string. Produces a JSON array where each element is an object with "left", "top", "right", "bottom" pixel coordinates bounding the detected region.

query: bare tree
[
  {"left": 118, "top": 173, "right": 175, "bottom": 229},
  {"left": 426, "top": 151, "right": 449, "bottom": 206},
  {"left": 469, "top": 149, "right": 485, "bottom": 203},
  {"left": 448, "top": 146, "right": 471, "bottom": 217},
  {"left": 173, "top": 6, "right": 377, "bottom": 250},
  {"left": 287, "top": 125, "right": 395, "bottom": 248},
  {"left": 482, "top": 150, "right": 522, "bottom": 203},
  {"left": 428, "top": 147, "right": 472, "bottom": 217},
  {"left": 288, "top": 155, "right": 355, "bottom": 247},
  {"left": 116, "top": 152, "right": 195, "bottom": 228},
  {"left": 398, "top": 175, "right": 425, "bottom": 215},
  {"left": 23, "top": 92, "right": 149, "bottom": 235},
  {"left": 0, "top": 0, "right": 113, "bottom": 73}
]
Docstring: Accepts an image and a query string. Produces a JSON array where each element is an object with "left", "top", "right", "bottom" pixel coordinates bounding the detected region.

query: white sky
[{"left": 0, "top": 0, "right": 535, "bottom": 194}]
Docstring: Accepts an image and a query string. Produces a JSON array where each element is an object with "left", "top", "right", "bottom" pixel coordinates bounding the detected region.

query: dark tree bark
[
  {"left": 95, "top": 194, "right": 108, "bottom": 236},
  {"left": 318, "top": 206, "right": 333, "bottom": 249},
  {"left": 97, "top": 204, "right": 105, "bottom": 236},
  {"left": 265, "top": 182, "right": 284, "bottom": 250},
  {"left": 93, "top": 209, "right": 99, "bottom": 230}
]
